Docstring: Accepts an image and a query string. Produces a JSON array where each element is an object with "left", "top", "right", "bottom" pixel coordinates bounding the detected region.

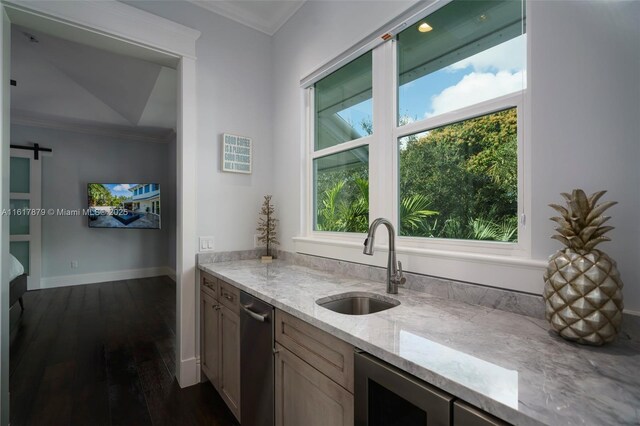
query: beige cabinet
[
  {"left": 219, "top": 304, "right": 241, "bottom": 422},
  {"left": 200, "top": 290, "right": 220, "bottom": 387},
  {"left": 275, "top": 343, "right": 354, "bottom": 426},
  {"left": 200, "top": 272, "right": 241, "bottom": 423},
  {"left": 275, "top": 310, "right": 354, "bottom": 392},
  {"left": 274, "top": 310, "right": 355, "bottom": 426}
]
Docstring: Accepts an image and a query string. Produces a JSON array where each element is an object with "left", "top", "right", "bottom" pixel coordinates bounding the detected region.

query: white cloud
[
  {"left": 447, "top": 35, "right": 526, "bottom": 73},
  {"left": 427, "top": 70, "right": 525, "bottom": 118},
  {"left": 113, "top": 184, "right": 132, "bottom": 192}
]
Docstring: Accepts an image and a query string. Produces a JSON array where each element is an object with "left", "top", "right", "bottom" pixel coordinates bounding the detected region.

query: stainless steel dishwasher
[{"left": 240, "top": 291, "right": 274, "bottom": 426}]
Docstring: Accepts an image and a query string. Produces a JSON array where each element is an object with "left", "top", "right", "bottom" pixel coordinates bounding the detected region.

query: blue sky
[
  {"left": 104, "top": 183, "right": 138, "bottom": 197},
  {"left": 400, "top": 35, "right": 526, "bottom": 122},
  {"left": 336, "top": 35, "right": 526, "bottom": 135},
  {"left": 399, "top": 68, "right": 466, "bottom": 121}
]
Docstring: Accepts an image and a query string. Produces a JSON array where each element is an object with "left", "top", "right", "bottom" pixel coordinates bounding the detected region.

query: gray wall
[
  {"left": 527, "top": 1, "right": 640, "bottom": 310},
  {"left": 124, "top": 1, "right": 275, "bottom": 252},
  {"left": 11, "top": 124, "right": 176, "bottom": 283},
  {"left": 167, "top": 132, "right": 177, "bottom": 271}
]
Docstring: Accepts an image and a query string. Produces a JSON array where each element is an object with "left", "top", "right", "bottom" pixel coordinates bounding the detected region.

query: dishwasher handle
[{"left": 241, "top": 304, "right": 269, "bottom": 322}]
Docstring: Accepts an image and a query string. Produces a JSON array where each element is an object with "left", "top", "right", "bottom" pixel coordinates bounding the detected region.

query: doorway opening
[{"left": 1, "top": 2, "right": 201, "bottom": 424}]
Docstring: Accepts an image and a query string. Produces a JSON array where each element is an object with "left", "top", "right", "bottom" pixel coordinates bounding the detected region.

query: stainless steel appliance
[
  {"left": 355, "top": 351, "right": 453, "bottom": 426},
  {"left": 240, "top": 291, "right": 274, "bottom": 426}
]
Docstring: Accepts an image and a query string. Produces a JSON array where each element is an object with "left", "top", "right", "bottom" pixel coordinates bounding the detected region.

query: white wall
[
  {"left": 528, "top": 1, "right": 640, "bottom": 312},
  {"left": 123, "top": 1, "right": 274, "bottom": 253},
  {"left": 10, "top": 124, "right": 176, "bottom": 286},
  {"left": 271, "top": 1, "right": 640, "bottom": 312}
]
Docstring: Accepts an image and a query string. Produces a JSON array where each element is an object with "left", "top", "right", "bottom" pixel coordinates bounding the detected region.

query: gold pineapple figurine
[{"left": 543, "top": 189, "right": 624, "bottom": 345}]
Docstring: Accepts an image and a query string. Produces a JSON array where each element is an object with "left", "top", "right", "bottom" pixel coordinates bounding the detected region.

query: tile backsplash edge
[
  {"left": 277, "top": 250, "right": 547, "bottom": 320},
  {"left": 197, "top": 249, "right": 265, "bottom": 264}
]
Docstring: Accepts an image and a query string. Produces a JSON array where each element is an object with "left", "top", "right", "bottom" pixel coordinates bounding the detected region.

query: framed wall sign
[{"left": 222, "top": 133, "right": 252, "bottom": 174}]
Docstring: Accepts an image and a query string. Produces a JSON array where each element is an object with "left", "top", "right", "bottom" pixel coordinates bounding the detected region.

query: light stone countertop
[{"left": 199, "top": 259, "right": 640, "bottom": 426}]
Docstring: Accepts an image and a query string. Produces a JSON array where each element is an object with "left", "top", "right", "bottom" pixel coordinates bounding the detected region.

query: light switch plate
[{"left": 199, "top": 236, "right": 215, "bottom": 252}]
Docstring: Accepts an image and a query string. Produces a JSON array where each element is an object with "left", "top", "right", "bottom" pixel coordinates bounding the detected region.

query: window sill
[{"left": 293, "top": 236, "right": 547, "bottom": 295}]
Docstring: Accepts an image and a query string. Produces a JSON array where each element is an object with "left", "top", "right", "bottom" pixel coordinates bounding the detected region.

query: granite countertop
[{"left": 199, "top": 259, "right": 640, "bottom": 426}]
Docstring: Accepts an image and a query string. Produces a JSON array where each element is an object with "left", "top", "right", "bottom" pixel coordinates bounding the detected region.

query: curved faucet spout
[
  {"left": 363, "top": 218, "right": 405, "bottom": 294},
  {"left": 363, "top": 218, "right": 394, "bottom": 256}
]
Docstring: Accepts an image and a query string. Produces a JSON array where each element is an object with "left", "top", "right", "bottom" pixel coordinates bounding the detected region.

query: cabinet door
[
  {"left": 275, "top": 344, "right": 353, "bottom": 426},
  {"left": 275, "top": 310, "right": 354, "bottom": 392},
  {"left": 219, "top": 305, "right": 241, "bottom": 422},
  {"left": 201, "top": 291, "right": 220, "bottom": 388}
]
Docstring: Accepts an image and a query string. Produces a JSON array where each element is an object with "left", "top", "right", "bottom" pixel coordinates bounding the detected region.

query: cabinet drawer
[
  {"left": 219, "top": 280, "right": 240, "bottom": 314},
  {"left": 201, "top": 272, "right": 218, "bottom": 299},
  {"left": 453, "top": 401, "right": 510, "bottom": 426},
  {"left": 275, "top": 310, "right": 354, "bottom": 393}
]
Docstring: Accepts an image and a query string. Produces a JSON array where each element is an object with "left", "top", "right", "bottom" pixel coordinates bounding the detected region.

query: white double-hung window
[
  {"left": 304, "top": 0, "right": 528, "bottom": 261},
  {"left": 311, "top": 51, "right": 373, "bottom": 234}
]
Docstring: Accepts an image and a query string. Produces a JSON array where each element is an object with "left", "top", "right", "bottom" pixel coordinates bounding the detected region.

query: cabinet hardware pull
[{"left": 241, "top": 305, "right": 268, "bottom": 322}]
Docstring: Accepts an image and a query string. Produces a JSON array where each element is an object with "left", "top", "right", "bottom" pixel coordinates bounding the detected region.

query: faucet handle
[{"left": 396, "top": 261, "right": 406, "bottom": 285}]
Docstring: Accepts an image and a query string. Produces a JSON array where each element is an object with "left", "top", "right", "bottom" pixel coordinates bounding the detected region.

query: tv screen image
[{"left": 88, "top": 183, "right": 161, "bottom": 229}]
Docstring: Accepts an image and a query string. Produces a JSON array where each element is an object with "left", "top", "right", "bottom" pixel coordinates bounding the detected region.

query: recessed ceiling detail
[
  {"left": 187, "top": 0, "right": 306, "bottom": 35},
  {"left": 11, "top": 25, "right": 177, "bottom": 140}
]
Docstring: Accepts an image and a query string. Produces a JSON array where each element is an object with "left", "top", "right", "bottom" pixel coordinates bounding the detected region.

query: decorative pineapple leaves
[{"left": 549, "top": 189, "right": 617, "bottom": 252}]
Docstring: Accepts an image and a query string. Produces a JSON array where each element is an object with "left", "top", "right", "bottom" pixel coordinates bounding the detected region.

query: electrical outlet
[
  {"left": 199, "top": 236, "right": 215, "bottom": 252},
  {"left": 71, "top": 260, "right": 79, "bottom": 269}
]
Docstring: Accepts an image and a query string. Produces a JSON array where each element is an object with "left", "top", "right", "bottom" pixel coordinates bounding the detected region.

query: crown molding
[
  {"left": 12, "top": 112, "right": 175, "bottom": 144},
  {"left": 270, "top": 1, "right": 306, "bottom": 35},
  {"left": 186, "top": 0, "right": 305, "bottom": 36}
]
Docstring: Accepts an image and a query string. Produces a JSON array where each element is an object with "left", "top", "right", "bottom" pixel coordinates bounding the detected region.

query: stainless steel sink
[{"left": 316, "top": 292, "right": 400, "bottom": 315}]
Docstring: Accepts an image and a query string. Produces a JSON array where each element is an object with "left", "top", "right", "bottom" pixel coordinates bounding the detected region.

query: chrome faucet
[{"left": 363, "top": 218, "right": 406, "bottom": 294}]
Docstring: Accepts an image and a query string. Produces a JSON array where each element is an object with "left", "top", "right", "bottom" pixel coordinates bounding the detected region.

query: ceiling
[
  {"left": 10, "top": 25, "right": 177, "bottom": 142},
  {"left": 187, "top": 0, "right": 306, "bottom": 35},
  {"left": 8, "top": 1, "right": 305, "bottom": 142}
]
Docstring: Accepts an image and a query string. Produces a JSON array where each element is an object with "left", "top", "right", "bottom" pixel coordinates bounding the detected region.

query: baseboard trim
[
  {"left": 40, "top": 266, "right": 175, "bottom": 288},
  {"left": 177, "top": 356, "right": 199, "bottom": 388},
  {"left": 166, "top": 268, "right": 177, "bottom": 282},
  {"left": 196, "top": 356, "right": 206, "bottom": 383}
]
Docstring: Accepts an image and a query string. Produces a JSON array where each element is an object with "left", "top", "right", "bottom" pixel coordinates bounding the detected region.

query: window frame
[
  {"left": 307, "top": 51, "right": 376, "bottom": 237},
  {"left": 391, "top": 48, "right": 528, "bottom": 256},
  {"left": 301, "top": 0, "right": 532, "bottom": 268}
]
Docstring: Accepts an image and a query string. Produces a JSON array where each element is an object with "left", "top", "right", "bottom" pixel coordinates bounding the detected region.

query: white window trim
[
  {"left": 297, "top": 0, "right": 544, "bottom": 296},
  {"left": 392, "top": 90, "right": 529, "bottom": 258}
]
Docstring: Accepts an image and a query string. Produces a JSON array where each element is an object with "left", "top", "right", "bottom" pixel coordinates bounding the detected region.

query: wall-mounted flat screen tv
[{"left": 88, "top": 183, "right": 161, "bottom": 229}]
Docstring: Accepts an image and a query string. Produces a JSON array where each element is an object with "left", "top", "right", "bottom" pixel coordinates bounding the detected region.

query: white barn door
[{"left": 9, "top": 148, "right": 42, "bottom": 290}]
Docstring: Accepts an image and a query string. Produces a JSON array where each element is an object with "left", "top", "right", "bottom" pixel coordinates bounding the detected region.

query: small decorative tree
[{"left": 256, "top": 195, "right": 278, "bottom": 260}]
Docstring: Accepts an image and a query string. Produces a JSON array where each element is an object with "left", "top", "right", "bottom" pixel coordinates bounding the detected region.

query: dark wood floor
[{"left": 9, "top": 276, "right": 239, "bottom": 426}]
